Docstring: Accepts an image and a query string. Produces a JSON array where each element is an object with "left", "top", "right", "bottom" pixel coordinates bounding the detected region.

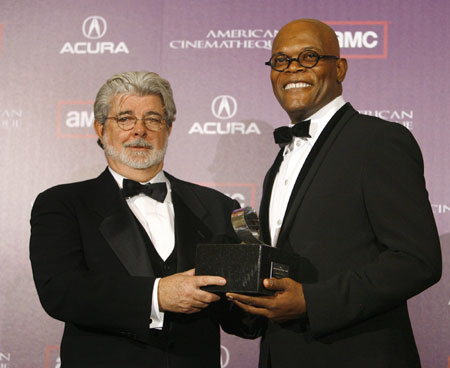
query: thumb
[{"left": 263, "top": 277, "right": 287, "bottom": 290}]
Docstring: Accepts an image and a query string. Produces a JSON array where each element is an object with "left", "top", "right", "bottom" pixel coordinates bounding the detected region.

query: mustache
[{"left": 123, "top": 138, "right": 153, "bottom": 149}]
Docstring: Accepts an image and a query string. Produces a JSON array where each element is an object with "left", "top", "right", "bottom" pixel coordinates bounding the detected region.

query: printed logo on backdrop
[
  {"left": 57, "top": 101, "right": 96, "bottom": 138},
  {"left": 199, "top": 182, "right": 256, "bottom": 208},
  {"left": 221, "top": 345, "right": 230, "bottom": 368},
  {"left": 358, "top": 109, "right": 414, "bottom": 130},
  {"left": 169, "top": 22, "right": 388, "bottom": 58},
  {"left": 432, "top": 203, "right": 450, "bottom": 214},
  {"left": 327, "top": 21, "right": 389, "bottom": 59},
  {"left": 0, "top": 109, "right": 23, "bottom": 129},
  {"left": 83, "top": 16, "right": 107, "bottom": 39},
  {"left": 170, "top": 29, "right": 277, "bottom": 50},
  {"left": 45, "top": 346, "right": 59, "bottom": 368},
  {"left": 0, "top": 24, "right": 3, "bottom": 60},
  {"left": 60, "top": 16, "right": 129, "bottom": 54},
  {"left": 0, "top": 352, "right": 11, "bottom": 368},
  {"left": 212, "top": 95, "right": 237, "bottom": 120},
  {"left": 189, "top": 95, "right": 260, "bottom": 135}
]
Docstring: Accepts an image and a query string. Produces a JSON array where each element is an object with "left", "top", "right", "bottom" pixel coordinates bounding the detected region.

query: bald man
[{"left": 228, "top": 19, "right": 441, "bottom": 367}]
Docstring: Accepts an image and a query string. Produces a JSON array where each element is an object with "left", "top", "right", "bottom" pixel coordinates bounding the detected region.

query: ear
[
  {"left": 167, "top": 125, "right": 172, "bottom": 136},
  {"left": 336, "top": 58, "right": 348, "bottom": 84},
  {"left": 94, "top": 121, "right": 104, "bottom": 143}
]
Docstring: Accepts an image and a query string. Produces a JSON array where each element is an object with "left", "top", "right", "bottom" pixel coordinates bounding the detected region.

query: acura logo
[
  {"left": 82, "top": 16, "right": 107, "bottom": 39},
  {"left": 212, "top": 95, "right": 237, "bottom": 120}
]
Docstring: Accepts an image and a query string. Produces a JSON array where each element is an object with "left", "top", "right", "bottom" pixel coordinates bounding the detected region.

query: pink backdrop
[{"left": 1, "top": 1, "right": 449, "bottom": 367}]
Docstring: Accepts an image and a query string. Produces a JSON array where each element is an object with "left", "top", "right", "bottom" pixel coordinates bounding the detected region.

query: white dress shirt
[
  {"left": 269, "top": 96, "right": 346, "bottom": 246},
  {"left": 109, "top": 167, "right": 174, "bottom": 329}
]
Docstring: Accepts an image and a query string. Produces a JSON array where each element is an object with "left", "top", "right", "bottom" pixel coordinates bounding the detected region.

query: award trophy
[{"left": 195, "top": 207, "right": 300, "bottom": 295}]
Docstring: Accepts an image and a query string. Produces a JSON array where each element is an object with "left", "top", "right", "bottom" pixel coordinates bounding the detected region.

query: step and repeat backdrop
[{"left": 1, "top": 0, "right": 449, "bottom": 367}]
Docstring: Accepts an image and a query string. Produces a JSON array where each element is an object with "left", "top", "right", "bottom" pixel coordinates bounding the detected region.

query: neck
[
  {"left": 108, "top": 160, "right": 164, "bottom": 182},
  {"left": 288, "top": 94, "right": 342, "bottom": 123}
]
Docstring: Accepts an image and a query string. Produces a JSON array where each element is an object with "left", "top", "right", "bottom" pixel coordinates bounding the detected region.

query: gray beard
[{"left": 103, "top": 132, "right": 167, "bottom": 169}]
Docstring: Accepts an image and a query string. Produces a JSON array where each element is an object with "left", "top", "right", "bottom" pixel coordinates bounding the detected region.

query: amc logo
[
  {"left": 45, "top": 346, "right": 60, "bottom": 368},
  {"left": 57, "top": 101, "right": 96, "bottom": 138},
  {"left": 327, "top": 21, "right": 389, "bottom": 58},
  {"left": 199, "top": 182, "right": 256, "bottom": 208}
]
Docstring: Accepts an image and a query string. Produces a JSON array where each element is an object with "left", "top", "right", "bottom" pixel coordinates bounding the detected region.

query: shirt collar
[
  {"left": 284, "top": 95, "right": 346, "bottom": 154},
  {"left": 288, "top": 95, "right": 346, "bottom": 139},
  {"left": 108, "top": 167, "right": 168, "bottom": 189},
  {"left": 308, "top": 95, "right": 346, "bottom": 124}
]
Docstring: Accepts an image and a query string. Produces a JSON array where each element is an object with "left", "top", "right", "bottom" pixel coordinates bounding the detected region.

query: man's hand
[
  {"left": 158, "top": 269, "right": 225, "bottom": 314},
  {"left": 226, "top": 278, "right": 306, "bottom": 323}
]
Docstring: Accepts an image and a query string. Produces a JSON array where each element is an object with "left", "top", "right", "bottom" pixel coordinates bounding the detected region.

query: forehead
[
  {"left": 272, "top": 23, "right": 327, "bottom": 54},
  {"left": 112, "top": 94, "right": 164, "bottom": 112}
]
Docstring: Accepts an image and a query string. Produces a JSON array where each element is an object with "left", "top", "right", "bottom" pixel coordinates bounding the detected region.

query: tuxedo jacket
[
  {"left": 30, "top": 169, "right": 256, "bottom": 368},
  {"left": 257, "top": 104, "right": 441, "bottom": 368}
]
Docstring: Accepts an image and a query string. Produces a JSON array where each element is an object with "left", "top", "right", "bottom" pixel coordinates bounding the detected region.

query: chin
[{"left": 283, "top": 103, "right": 311, "bottom": 118}]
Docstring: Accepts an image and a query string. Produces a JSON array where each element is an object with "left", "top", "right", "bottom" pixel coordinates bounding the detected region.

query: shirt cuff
[{"left": 149, "top": 278, "right": 164, "bottom": 329}]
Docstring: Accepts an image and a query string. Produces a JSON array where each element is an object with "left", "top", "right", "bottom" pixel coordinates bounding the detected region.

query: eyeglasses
[
  {"left": 265, "top": 50, "right": 339, "bottom": 72},
  {"left": 107, "top": 115, "right": 165, "bottom": 132}
]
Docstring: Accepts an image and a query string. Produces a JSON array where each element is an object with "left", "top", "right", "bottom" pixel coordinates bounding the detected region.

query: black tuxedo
[
  {"left": 30, "top": 169, "right": 255, "bottom": 368},
  {"left": 258, "top": 104, "right": 441, "bottom": 367}
]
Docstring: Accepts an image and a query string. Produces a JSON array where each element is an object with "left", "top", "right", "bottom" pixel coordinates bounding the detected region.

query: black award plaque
[{"left": 195, "top": 207, "right": 301, "bottom": 295}]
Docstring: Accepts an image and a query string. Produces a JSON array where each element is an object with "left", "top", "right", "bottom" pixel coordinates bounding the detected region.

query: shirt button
[
  {"left": 277, "top": 220, "right": 282, "bottom": 226},
  {"left": 284, "top": 179, "right": 288, "bottom": 185},
  {"left": 296, "top": 141, "right": 301, "bottom": 147}
]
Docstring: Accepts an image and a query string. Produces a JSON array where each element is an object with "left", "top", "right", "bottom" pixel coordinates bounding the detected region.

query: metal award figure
[{"left": 231, "top": 207, "right": 264, "bottom": 245}]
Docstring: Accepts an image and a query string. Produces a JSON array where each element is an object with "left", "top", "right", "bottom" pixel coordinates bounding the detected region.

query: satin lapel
[
  {"left": 93, "top": 169, "right": 154, "bottom": 277},
  {"left": 259, "top": 148, "right": 284, "bottom": 245},
  {"left": 277, "top": 103, "right": 357, "bottom": 248},
  {"left": 165, "top": 173, "right": 209, "bottom": 272}
]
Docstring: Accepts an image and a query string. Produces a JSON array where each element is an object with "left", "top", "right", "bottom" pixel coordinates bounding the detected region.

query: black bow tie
[
  {"left": 122, "top": 179, "right": 167, "bottom": 202},
  {"left": 273, "top": 120, "right": 311, "bottom": 147}
]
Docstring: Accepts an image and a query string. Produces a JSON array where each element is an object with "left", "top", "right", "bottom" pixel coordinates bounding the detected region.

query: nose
[
  {"left": 285, "top": 58, "right": 304, "bottom": 73},
  {"left": 132, "top": 118, "right": 147, "bottom": 136}
]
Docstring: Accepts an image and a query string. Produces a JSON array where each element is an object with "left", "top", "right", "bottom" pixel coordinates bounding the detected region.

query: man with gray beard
[{"left": 30, "top": 71, "right": 256, "bottom": 368}]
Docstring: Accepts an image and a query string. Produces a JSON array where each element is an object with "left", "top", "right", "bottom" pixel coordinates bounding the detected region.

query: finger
[
  {"left": 195, "top": 275, "right": 226, "bottom": 287},
  {"left": 263, "top": 277, "right": 287, "bottom": 290},
  {"left": 227, "top": 293, "right": 272, "bottom": 309},
  {"left": 232, "top": 299, "right": 270, "bottom": 317},
  {"left": 226, "top": 292, "right": 255, "bottom": 304},
  {"left": 194, "top": 290, "right": 221, "bottom": 303}
]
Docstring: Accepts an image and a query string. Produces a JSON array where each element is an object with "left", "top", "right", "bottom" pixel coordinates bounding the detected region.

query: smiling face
[
  {"left": 95, "top": 94, "right": 171, "bottom": 180},
  {"left": 270, "top": 19, "right": 347, "bottom": 122}
]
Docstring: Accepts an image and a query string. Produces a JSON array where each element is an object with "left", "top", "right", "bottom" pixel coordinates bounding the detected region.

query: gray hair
[{"left": 94, "top": 71, "right": 176, "bottom": 127}]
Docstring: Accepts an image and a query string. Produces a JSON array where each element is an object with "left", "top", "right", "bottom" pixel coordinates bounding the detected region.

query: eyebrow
[{"left": 117, "top": 110, "right": 163, "bottom": 118}]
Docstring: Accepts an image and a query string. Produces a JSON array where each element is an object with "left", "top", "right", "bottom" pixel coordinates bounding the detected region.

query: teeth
[{"left": 285, "top": 82, "right": 311, "bottom": 90}]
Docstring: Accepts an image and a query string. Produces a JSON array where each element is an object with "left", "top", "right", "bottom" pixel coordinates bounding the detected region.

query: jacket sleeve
[
  {"left": 29, "top": 188, "right": 155, "bottom": 340},
  {"left": 303, "top": 123, "right": 441, "bottom": 337}
]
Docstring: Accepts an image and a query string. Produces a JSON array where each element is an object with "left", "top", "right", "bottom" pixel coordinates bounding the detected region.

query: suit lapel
[
  {"left": 259, "top": 149, "right": 284, "bottom": 245},
  {"left": 277, "top": 104, "right": 357, "bottom": 248},
  {"left": 166, "top": 173, "right": 210, "bottom": 272},
  {"left": 92, "top": 169, "right": 154, "bottom": 277}
]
